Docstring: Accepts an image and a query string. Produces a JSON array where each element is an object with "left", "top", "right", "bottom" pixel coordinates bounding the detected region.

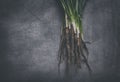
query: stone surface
[{"left": 0, "top": 0, "right": 120, "bottom": 82}]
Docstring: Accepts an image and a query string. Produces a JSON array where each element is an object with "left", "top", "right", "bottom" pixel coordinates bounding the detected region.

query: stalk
[{"left": 57, "top": 0, "right": 91, "bottom": 75}]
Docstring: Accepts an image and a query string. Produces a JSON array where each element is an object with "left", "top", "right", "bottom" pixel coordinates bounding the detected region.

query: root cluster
[{"left": 58, "top": 25, "right": 91, "bottom": 75}]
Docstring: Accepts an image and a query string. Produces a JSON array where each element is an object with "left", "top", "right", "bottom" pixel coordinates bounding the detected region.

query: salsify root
[{"left": 58, "top": 24, "right": 91, "bottom": 75}]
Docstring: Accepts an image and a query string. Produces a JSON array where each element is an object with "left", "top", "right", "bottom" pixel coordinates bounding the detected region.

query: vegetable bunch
[{"left": 57, "top": 0, "right": 91, "bottom": 75}]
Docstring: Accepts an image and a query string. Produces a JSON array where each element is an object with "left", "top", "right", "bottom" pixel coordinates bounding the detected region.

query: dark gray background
[{"left": 0, "top": 0, "right": 120, "bottom": 82}]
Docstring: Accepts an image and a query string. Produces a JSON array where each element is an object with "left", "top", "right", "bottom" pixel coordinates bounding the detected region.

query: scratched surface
[{"left": 0, "top": 0, "right": 120, "bottom": 82}]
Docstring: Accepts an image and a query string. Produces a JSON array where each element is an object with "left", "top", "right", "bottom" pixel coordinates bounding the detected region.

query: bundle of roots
[{"left": 58, "top": 24, "right": 91, "bottom": 75}]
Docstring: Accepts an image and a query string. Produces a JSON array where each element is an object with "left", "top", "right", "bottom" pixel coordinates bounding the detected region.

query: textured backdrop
[{"left": 0, "top": 0, "right": 120, "bottom": 82}]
